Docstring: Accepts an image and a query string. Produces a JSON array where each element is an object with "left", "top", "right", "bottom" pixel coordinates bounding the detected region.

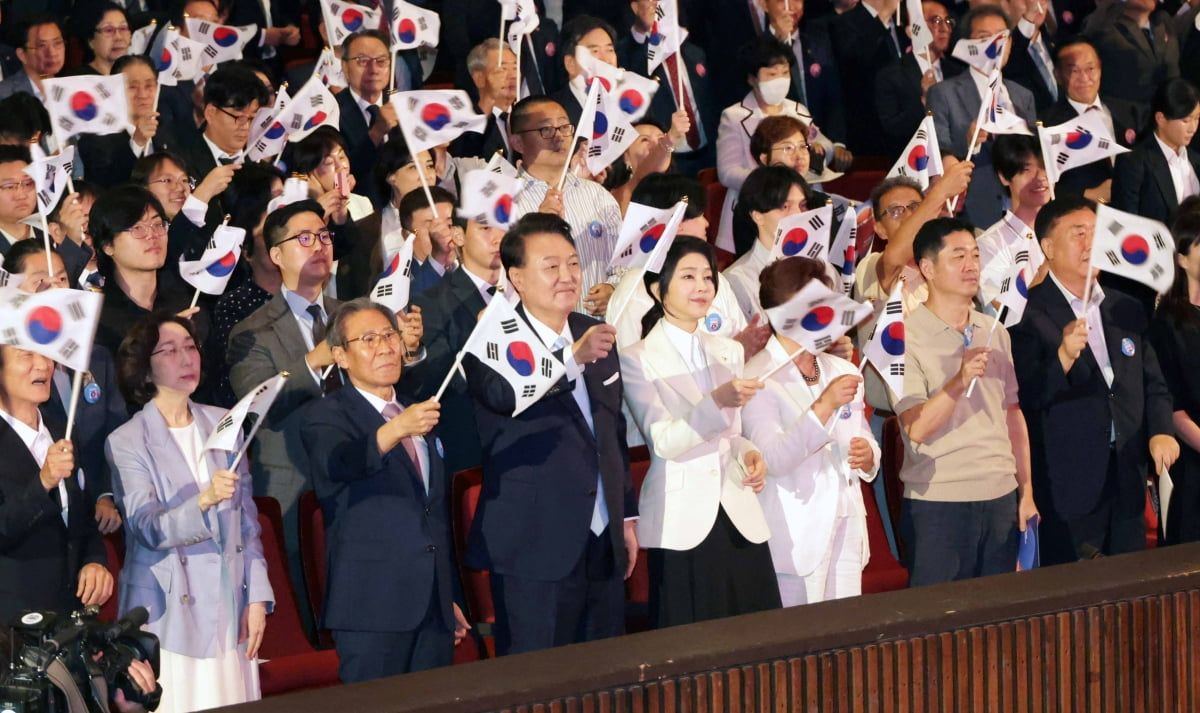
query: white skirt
[{"left": 155, "top": 640, "right": 261, "bottom": 713}]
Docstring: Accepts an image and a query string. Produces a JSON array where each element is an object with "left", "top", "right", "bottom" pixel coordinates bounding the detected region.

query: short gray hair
[
  {"left": 467, "top": 38, "right": 509, "bottom": 75},
  {"left": 326, "top": 298, "right": 399, "bottom": 349}
]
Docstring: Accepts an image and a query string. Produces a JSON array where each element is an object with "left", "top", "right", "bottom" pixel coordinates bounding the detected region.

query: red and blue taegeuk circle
[
  {"left": 506, "top": 341, "right": 535, "bottom": 376},
  {"left": 205, "top": 252, "right": 238, "bottom": 277},
  {"left": 1120, "top": 235, "right": 1150, "bottom": 265},
  {"left": 619, "top": 89, "right": 644, "bottom": 115},
  {"left": 421, "top": 103, "right": 452, "bottom": 130},
  {"left": 1065, "top": 131, "right": 1092, "bottom": 150},
  {"left": 493, "top": 194, "right": 513, "bottom": 224},
  {"left": 907, "top": 145, "right": 928, "bottom": 171},
  {"left": 781, "top": 227, "right": 808, "bottom": 257},
  {"left": 592, "top": 111, "right": 608, "bottom": 139},
  {"left": 26, "top": 306, "right": 62, "bottom": 345},
  {"left": 340, "top": 8, "right": 364, "bottom": 31},
  {"left": 213, "top": 26, "right": 239, "bottom": 47},
  {"left": 639, "top": 223, "right": 666, "bottom": 253},
  {"left": 71, "top": 92, "right": 98, "bottom": 121},
  {"left": 396, "top": 18, "right": 417, "bottom": 43},
  {"left": 302, "top": 111, "right": 328, "bottom": 130},
  {"left": 265, "top": 121, "right": 286, "bottom": 140},
  {"left": 801, "top": 305, "right": 834, "bottom": 331},
  {"left": 881, "top": 322, "right": 905, "bottom": 356}
]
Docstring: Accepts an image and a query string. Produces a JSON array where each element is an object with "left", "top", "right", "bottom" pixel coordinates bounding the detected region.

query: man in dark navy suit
[
  {"left": 304, "top": 298, "right": 468, "bottom": 682},
  {"left": 464, "top": 213, "right": 637, "bottom": 656}
]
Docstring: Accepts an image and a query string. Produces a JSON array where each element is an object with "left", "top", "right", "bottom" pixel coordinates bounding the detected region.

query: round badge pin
[
  {"left": 1121, "top": 337, "right": 1135, "bottom": 357},
  {"left": 435, "top": 437, "right": 445, "bottom": 459},
  {"left": 705, "top": 313, "right": 723, "bottom": 332},
  {"left": 588, "top": 221, "right": 603, "bottom": 239},
  {"left": 84, "top": 381, "right": 102, "bottom": 404},
  {"left": 839, "top": 405, "right": 853, "bottom": 419}
]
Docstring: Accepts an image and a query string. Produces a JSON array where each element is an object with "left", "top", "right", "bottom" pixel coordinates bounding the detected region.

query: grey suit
[
  {"left": 926, "top": 72, "right": 1037, "bottom": 229},
  {"left": 0, "top": 69, "right": 36, "bottom": 101},
  {"left": 105, "top": 401, "right": 274, "bottom": 658}
]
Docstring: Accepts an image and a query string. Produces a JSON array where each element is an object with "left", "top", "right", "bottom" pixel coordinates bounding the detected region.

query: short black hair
[
  {"left": 224, "top": 162, "right": 284, "bottom": 257},
  {"left": 284, "top": 125, "right": 349, "bottom": 175},
  {"left": 0, "top": 144, "right": 31, "bottom": 167},
  {"left": 1034, "top": 195, "right": 1096, "bottom": 243},
  {"left": 340, "top": 28, "right": 390, "bottom": 59},
  {"left": 0, "top": 93, "right": 50, "bottom": 144},
  {"left": 8, "top": 13, "right": 63, "bottom": 50},
  {"left": 169, "top": 0, "right": 218, "bottom": 27},
  {"left": 1052, "top": 36, "right": 1097, "bottom": 69},
  {"left": 913, "top": 217, "right": 976, "bottom": 263},
  {"left": 992, "top": 134, "right": 1042, "bottom": 185},
  {"left": 869, "top": 176, "right": 924, "bottom": 222},
  {"left": 961, "top": 4, "right": 1010, "bottom": 35},
  {"left": 398, "top": 186, "right": 455, "bottom": 232},
  {"left": 630, "top": 173, "right": 706, "bottom": 222},
  {"left": 89, "top": 186, "right": 167, "bottom": 279},
  {"left": 327, "top": 297, "right": 399, "bottom": 349},
  {"left": 131, "top": 151, "right": 191, "bottom": 185},
  {"left": 731, "top": 165, "right": 808, "bottom": 257},
  {"left": 561, "top": 15, "right": 617, "bottom": 68},
  {"left": 1153, "top": 78, "right": 1200, "bottom": 122},
  {"left": 117, "top": 311, "right": 202, "bottom": 407},
  {"left": 4, "top": 237, "right": 59, "bottom": 275},
  {"left": 49, "top": 179, "right": 100, "bottom": 224},
  {"left": 500, "top": 213, "right": 574, "bottom": 271},
  {"left": 264, "top": 199, "right": 325, "bottom": 248},
  {"left": 740, "top": 35, "right": 791, "bottom": 81},
  {"left": 372, "top": 133, "right": 421, "bottom": 201},
  {"left": 507, "top": 94, "right": 561, "bottom": 135},
  {"left": 203, "top": 63, "right": 270, "bottom": 111}
]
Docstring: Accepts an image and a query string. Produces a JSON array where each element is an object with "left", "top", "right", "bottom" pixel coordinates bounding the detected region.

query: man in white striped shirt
[{"left": 508, "top": 96, "right": 624, "bottom": 316}]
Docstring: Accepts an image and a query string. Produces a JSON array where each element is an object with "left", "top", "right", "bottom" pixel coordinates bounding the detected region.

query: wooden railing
[{"left": 215, "top": 543, "right": 1200, "bottom": 713}]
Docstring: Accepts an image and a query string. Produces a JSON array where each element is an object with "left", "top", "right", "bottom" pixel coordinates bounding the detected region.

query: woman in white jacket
[
  {"left": 743, "top": 257, "right": 880, "bottom": 606},
  {"left": 620, "top": 236, "right": 781, "bottom": 628}
]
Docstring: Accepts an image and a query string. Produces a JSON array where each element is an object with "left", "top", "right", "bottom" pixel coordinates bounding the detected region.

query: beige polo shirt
[{"left": 894, "top": 304, "right": 1019, "bottom": 502}]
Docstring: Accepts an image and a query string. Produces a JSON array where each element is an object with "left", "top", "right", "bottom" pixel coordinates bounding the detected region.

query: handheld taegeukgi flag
[
  {"left": 23, "top": 146, "right": 74, "bottom": 217},
  {"left": 390, "top": 0, "right": 440, "bottom": 50},
  {"left": 1038, "top": 109, "right": 1129, "bottom": 185},
  {"left": 574, "top": 46, "right": 658, "bottom": 122},
  {"left": 645, "top": 0, "right": 688, "bottom": 74},
  {"left": 268, "top": 175, "right": 310, "bottom": 213},
  {"left": 611, "top": 200, "right": 688, "bottom": 273},
  {"left": 979, "top": 80, "right": 1032, "bottom": 136},
  {"left": 371, "top": 232, "right": 415, "bottom": 312},
  {"left": 184, "top": 18, "right": 255, "bottom": 65},
  {"left": 281, "top": 77, "right": 340, "bottom": 142},
  {"left": 994, "top": 260, "right": 1032, "bottom": 326},
  {"left": 577, "top": 80, "right": 637, "bottom": 175},
  {"left": 129, "top": 21, "right": 157, "bottom": 55},
  {"left": 204, "top": 372, "right": 288, "bottom": 453},
  {"left": 828, "top": 201, "right": 857, "bottom": 295},
  {"left": 458, "top": 170, "right": 523, "bottom": 229},
  {"left": 319, "top": 0, "right": 384, "bottom": 47},
  {"left": 0, "top": 287, "right": 102, "bottom": 372},
  {"left": 887, "top": 114, "right": 943, "bottom": 190},
  {"left": 764, "top": 278, "right": 872, "bottom": 354},
  {"left": 43, "top": 74, "right": 130, "bottom": 140},
  {"left": 503, "top": 0, "right": 540, "bottom": 45},
  {"left": 906, "top": 0, "right": 934, "bottom": 75},
  {"left": 461, "top": 295, "right": 565, "bottom": 416},
  {"left": 247, "top": 86, "right": 293, "bottom": 161},
  {"left": 314, "top": 46, "right": 348, "bottom": 89},
  {"left": 770, "top": 203, "right": 832, "bottom": 262},
  {"left": 393, "top": 89, "right": 487, "bottom": 153},
  {"left": 1092, "top": 204, "right": 1176, "bottom": 294},
  {"left": 151, "top": 25, "right": 204, "bottom": 86},
  {"left": 487, "top": 151, "right": 519, "bottom": 177},
  {"left": 179, "top": 223, "right": 246, "bottom": 295},
  {"left": 862, "top": 281, "right": 906, "bottom": 399},
  {"left": 951, "top": 30, "right": 1008, "bottom": 76}
]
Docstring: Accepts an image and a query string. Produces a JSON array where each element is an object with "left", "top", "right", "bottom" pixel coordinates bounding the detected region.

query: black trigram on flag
[
  {"left": 180, "top": 46, "right": 193, "bottom": 61},
  {"left": 290, "top": 116, "right": 305, "bottom": 130},
  {"left": 417, "top": 17, "right": 429, "bottom": 30},
  {"left": 38, "top": 190, "right": 52, "bottom": 206},
  {"left": 841, "top": 310, "right": 858, "bottom": 326},
  {"left": 480, "top": 180, "right": 498, "bottom": 197},
  {"left": 58, "top": 117, "right": 75, "bottom": 132},
  {"left": 1151, "top": 264, "right": 1165, "bottom": 281},
  {"left": 588, "top": 144, "right": 602, "bottom": 158},
  {"left": 1104, "top": 250, "right": 1120, "bottom": 266},
  {"left": 254, "top": 139, "right": 268, "bottom": 152},
  {"left": 1098, "top": 138, "right": 1110, "bottom": 150},
  {"left": 814, "top": 335, "right": 833, "bottom": 350},
  {"left": 0, "top": 272, "right": 9, "bottom": 288},
  {"left": 889, "top": 363, "right": 904, "bottom": 376},
  {"left": 412, "top": 126, "right": 429, "bottom": 141},
  {"left": 311, "top": 94, "right": 323, "bottom": 107},
  {"left": 96, "top": 83, "right": 112, "bottom": 100},
  {"left": 1000, "top": 277, "right": 1011, "bottom": 293},
  {"left": 611, "top": 127, "right": 626, "bottom": 142},
  {"left": 471, "top": 212, "right": 487, "bottom": 223},
  {"left": 540, "top": 358, "right": 554, "bottom": 378},
  {"left": 448, "top": 96, "right": 466, "bottom": 111},
  {"left": 66, "top": 300, "right": 85, "bottom": 321},
  {"left": 59, "top": 339, "right": 79, "bottom": 360},
  {"left": 781, "top": 318, "right": 799, "bottom": 331},
  {"left": 375, "top": 283, "right": 394, "bottom": 297},
  {"left": 915, "top": 129, "right": 927, "bottom": 142},
  {"left": 10, "top": 295, "right": 27, "bottom": 308},
  {"left": 1107, "top": 220, "right": 1124, "bottom": 235},
  {"left": 217, "top": 415, "right": 235, "bottom": 432},
  {"left": 197, "top": 21, "right": 212, "bottom": 33},
  {"left": 1014, "top": 249, "right": 1029, "bottom": 264},
  {"left": 51, "top": 86, "right": 65, "bottom": 102},
  {"left": 203, "top": 45, "right": 218, "bottom": 60},
  {"left": 805, "top": 243, "right": 825, "bottom": 259},
  {"left": 1153, "top": 232, "right": 1167, "bottom": 249},
  {"left": 102, "top": 114, "right": 118, "bottom": 127},
  {"left": 521, "top": 384, "right": 537, "bottom": 398},
  {"left": 808, "top": 214, "right": 826, "bottom": 230},
  {"left": 1056, "top": 152, "right": 1069, "bottom": 166},
  {"left": 486, "top": 342, "right": 499, "bottom": 360},
  {"left": 968, "top": 45, "right": 979, "bottom": 56},
  {"left": 1, "top": 327, "right": 16, "bottom": 344},
  {"left": 885, "top": 301, "right": 903, "bottom": 315},
  {"left": 500, "top": 318, "right": 519, "bottom": 334}
]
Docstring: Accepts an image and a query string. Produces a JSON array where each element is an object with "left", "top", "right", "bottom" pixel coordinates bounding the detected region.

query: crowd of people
[{"left": 2, "top": 0, "right": 1200, "bottom": 709}]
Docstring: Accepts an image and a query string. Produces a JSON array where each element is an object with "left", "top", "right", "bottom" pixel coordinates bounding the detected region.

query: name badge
[
  {"left": 83, "top": 377, "right": 102, "bottom": 404},
  {"left": 1120, "top": 337, "right": 1135, "bottom": 357}
]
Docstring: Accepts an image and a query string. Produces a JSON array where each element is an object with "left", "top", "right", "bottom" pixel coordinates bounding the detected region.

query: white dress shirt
[
  {"left": 357, "top": 386, "right": 430, "bottom": 492},
  {"left": 1155, "top": 133, "right": 1200, "bottom": 204},
  {"left": 0, "top": 407, "right": 66, "bottom": 524}
]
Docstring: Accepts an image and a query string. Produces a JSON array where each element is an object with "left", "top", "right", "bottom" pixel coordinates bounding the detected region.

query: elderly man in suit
[
  {"left": 829, "top": 0, "right": 908, "bottom": 156},
  {"left": 304, "top": 298, "right": 469, "bottom": 682},
  {"left": 0, "top": 14, "right": 65, "bottom": 101},
  {"left": 1011, "top": 197, "right": 1179, "bottom": 565},
  {"left": 1082, "top": 0, "right": 1180, "bottom": 111},
  {"left": 464, "top": 213, "right": 638, "bottom": 655},
  {"left": 927, "top": 4, "right": 1036, "bottom": 230}
]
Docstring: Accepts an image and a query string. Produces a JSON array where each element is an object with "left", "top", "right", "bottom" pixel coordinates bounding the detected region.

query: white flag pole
[
  {"left": 433, "top": 349, "right": 466, "bottom": 402},
  {"left": 64, "top": 369, "right": 85, "bottom": 441},
  {"left": 498, "top": 17, "right": 506, "bottom": 66},
  {"left": 556, "top": 136, "right": 581, "bottom": 191},
  {"left": 964, "top": 315, "right": 1002, "bottom": 398},
  {"left": 951, "top": 74, "right": 997, "bottom": 213},
  {"left": 228, "top": 372, "right": 290, "bottom": 471},
  {"left": 757, "top": 346, "right": 805, "bottom": 384},
  {"left": 41, "top": 212, "right": 55, "bottom": 279}
]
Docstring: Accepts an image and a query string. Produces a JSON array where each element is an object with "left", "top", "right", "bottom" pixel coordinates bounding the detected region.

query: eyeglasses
[
  {"left": 125, "top": 218, "right": 169, "bottom": 240},
  {"left": 148, "top": 175, "right": 196, "bottom": 191},
  {"left": 345, "top": 329, "right": 402, "bottom": 350},
  {"left": 216, "top": 106, "right": 257, "bottom": 128},
  {"left": 772, "top": 141, "right": 810, "bottom": 155},
  {"left": 151, "top": 343, "right": 199, "bottom": 360},
  {"left": 346, "top": 55, "right": 390, "bottom": 69},
  {"left": 26, "top": 38, "right": 64, "bottom": 51},
  {"left": 277, "top": 229, "right": 333, "bottom": 248},
  {"left": 0, "top": 179, "right": 36, "bottom": 193},
  {"left": 883, "top": 201, "right": 923, "bottom": 220},
  {"left": 926, "top": 15, "right": 955, "bottom": 27},
  {"left": 96, "top": 24, "right": 131, "bottom": 37},
  {"left": 514, "top": 123, "right": 575, "bottom": 140}
]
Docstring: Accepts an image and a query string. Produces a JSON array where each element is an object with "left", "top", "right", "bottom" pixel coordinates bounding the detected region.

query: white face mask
[{"left": 756, "top": 76, "right": 791, "bottom": 107}]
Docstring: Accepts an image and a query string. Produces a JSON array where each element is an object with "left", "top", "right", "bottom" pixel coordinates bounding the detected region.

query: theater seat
[
  {"left": 451, "top": 468, "right": 496, "bottom": 657},
  {"left": 697, "top": 168, "right": 718, "bottom": 186},
  {"left": 859, "top": 480, "right": 909, "bottom": 594},
  {"left": 297, "top": 490, "right": 333, "bottom": 649},
  {"left": 253, "top": 496, "right": 341, "bottom": 696},
  {"left": 100, "top": 530, "right": 124, "bottom": 623},
  {"left": 824, "top": 169, "right": 887, "bottom": 204},
  {"left": 624, "top": 452, "right": 652, "bottom": 633},
  {"left": 881, "top": 416, "right": 906, "bottom": 562},
  {"left": 1145, "top": 483, "right": 1159, "bottom": 549}
]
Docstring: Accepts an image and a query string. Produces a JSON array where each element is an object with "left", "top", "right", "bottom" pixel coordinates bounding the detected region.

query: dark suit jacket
[
  {"left": 0, "top": 69, "right": 36, "bottom": 101},
  {"left": 77, "top": 131, "right": 176, "bottom": 190},
  {"left": 464, "top": 307, "right": 636, "bottom": 581},
  {"left": 1111, "top": 135, "right": 1200, "bottom": 225},
  {"left": 550, "top": 84, "right": 584, "bottom": 127},
  {"left": 874, "top": 54, "right": 964, "bottom": 158},
  {"left": 448, "top": 107, "right": 509, "bottom": 161},
  {"left": 791, "top": 20, "right": 845, "bottom": 145},
  {"left": 40, "top": 346, "right": 129, "bottom": 516},
  {"left": 303, "top": 386, "right": 459, "bottom": 633},
  {"left": 0, "top": 414, "right": 107, "bottom": 623},
  {"left": 1010, "top": 281, "right": 1174, "bottom": 523},
  {"left": 829, "top": 3, "right": 908, "bottom": 156},
  {"left": 686, "top": 0, "right": 758, "bottom": 111},
  {"left": 1005, "top": 26, "right": 1058, "bottom": 114},
  {"left": 1083, "top": 5, "right": 1181, "bottom": 108},
  {"left": 441, "top": 0, "right": 562, "bottom": 97},
  {"left": 401, "top": 268, "right": 488, "bottom": 474},
  {"left": 410, "top": 258, "right": 447, "bottom": 298},
  {"left": 336, "top": 90, "right": 387, "bottom": 206},
  {"left": 616, "top": 35, "right": 718, "bottom": 151},
  {"left": 1039, "top": 95, "right": 1145, "bottom": 198}
]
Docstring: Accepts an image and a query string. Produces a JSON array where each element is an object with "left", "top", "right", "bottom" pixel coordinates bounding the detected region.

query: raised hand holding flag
[
  {"left": 179, "top": 221, "right": 246, "bottom": 299},
  {"left": 994, "top": 260, "right": 1032, "bottom": 326},
  {"left": 394, "top": 89, "right": 486, "bottom": 216},
  {"left": 247, "top": 85, "right": 292, "bottom": 162},
  {"left": 576, "top": 79, "right": 638, "bottom": 175},
  {"left": 1038, "top": 110, "right": 1130, "bottom": 187},
  {"left": 906, "top": 0, "right": 935, "bottom": 74},
  {"left": 888, "top": 114, "right": 944, "bottom": 190},
  {"left": 761, "top": 278, "right": 872, "bottom": 374},
  {"left": 828, "top": 201, "right": 858, "bottom": 295},
  {"left": 318, "top": 0, "right": 384, "bottom": 48},
  {"left": 389, "top": 0, "right": 440, "bottom": 50},
  {"left": 204, "top": 372, "right": 289, "bottom": 469},
  {"left": 0, "top": 287, "right": 102, "bottom": 374},
  {"left": 24, "top": 146, "right": 75, "bottom": 218},
  {"left": 771, "top": 203, "right": 832, "bottom": 262},
  {"left": 281, "top": 76, "right": 340, "bottom": 142},
  {"left": 458, "top": 170, "right": 524, "bottom": 229},
  {"left": 951, "top": 30, "right": 1009, "bottom": 76},
  {"left": 314, "top": 46, "right": 348, "bottom": 89},
  {"left": 645, "top": 0, "right": 688, "bottom": 75},
  {"left": 184, "top": 18, "right": 255, "bottom": 66},
  {"left": 611, "top": 200, "right": 688, "bottom": 272}
]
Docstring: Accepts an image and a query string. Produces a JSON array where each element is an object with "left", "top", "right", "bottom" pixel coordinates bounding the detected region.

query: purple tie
[{"left": 382, "top": 402, "right": 424, "bottom": 486}]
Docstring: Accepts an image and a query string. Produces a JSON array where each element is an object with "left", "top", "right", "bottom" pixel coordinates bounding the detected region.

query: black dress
[{"left": 1148, "top": 305, "right": 1200, "bottom": 544}]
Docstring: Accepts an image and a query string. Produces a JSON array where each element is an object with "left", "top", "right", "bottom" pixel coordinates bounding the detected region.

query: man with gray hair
[
  {"left": 304, "top": 297, "right": 468, "bottom": 682},
  {"left": 450, "top": 38, "right": 519, "bottom": 160}
]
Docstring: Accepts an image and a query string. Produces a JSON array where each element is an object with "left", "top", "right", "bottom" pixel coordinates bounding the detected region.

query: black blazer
[
  {"left": 792, "top": 20, "right": 846, "bottom": 145},
  {"left": 448, "top": 107, "right": 509, "bottom": 161},
  {"left": 77, "top": 131, "right": 177, "bottom": 190},
  {"left": 464, "top": 307, "right": 636, "bottom": 581},
  {"left": 0, "top": 414, "right": 107, "bottom": 623},
  {"left": 1010, "top": 281, "right": 1174, "bottom": 522},
  {"left": 1039, "top": 95, "right": 1145, "bottom": 199},
  {"left": 335, "top": 90, "right": 384, "bottom": 206},
  {"left": 550, "top": 84, "right": 583, "bottom": 127},
  {"left": 1111, "top": 135, "right": 1200, "bottom": 225},
  {"left": 303, "top": 386, "right": 459, "bottom": 633},
  {"left": 829, "top": 3, "right": 907, "bottom": 156},
  {"left": 1083, "top": 6, "right": 1181, "bottom": 108},
  {"left": 874, "top": 53, "right": 963, "bottom": 158},
  {"left": 1005, "top": 26, "right": 1058, "bottom": 114},
  {"left": 616, "top": 35, "right": 718, "bottom": 151},
  {"left": 401, "top": 268, "right": 488, "bottom": 475}
]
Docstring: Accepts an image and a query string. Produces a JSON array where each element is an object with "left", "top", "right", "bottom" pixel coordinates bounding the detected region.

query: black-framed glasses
[
  {"left": 345, "top": 329, "right": 402, "bottom": 350},
  {"left": 514, "top": 123, "right": 575, "bottom": 140},
  {"left": 126, "top": 219, "right": 170, "bottom": 240},
  {"left": 276, "top": 229, "right": 333, "bottom": 248},
  {"left": 216, "top": 106, "right": 256, "bottom": 128},
  {"left": 926, "top": 15, "right": 955, "bottom": 27},
  {"left": 346, "top": 55, "right": 390, "bottom": 69}
]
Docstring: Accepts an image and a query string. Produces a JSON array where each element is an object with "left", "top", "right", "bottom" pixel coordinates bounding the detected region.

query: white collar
[
  {"left": 1047, "top": 267, "right": 1104, "bottom": 312},
  {"left": 1066, "top": 95, "right": 1103, "bottom": 116},
  {"left": 463, "top": 266, "right": 498, "bottom": 301},
  {"left": 203, "top": 133, "right": 243, "bottom": 164},
  {"left": 0, "top": 406, "right": 49, "bottom": 456},
  {"left": 354, "top": 386, "right": 396, "bottom": 413},
  {"left": 524, "top": 308, "right": 572, "bottom": 350},
  {"left": 349, "top": 87, "right": 382, "bottom": 113},
  {"left": 1154, "top": 132, "right": 1189, "bottom": 165}
]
